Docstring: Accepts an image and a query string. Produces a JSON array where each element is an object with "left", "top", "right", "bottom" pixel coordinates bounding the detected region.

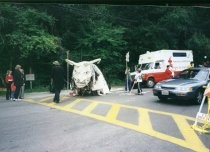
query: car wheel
[
  {"left": 147, "top": 78, "right": 155, "bottom": 88},
  {"left": 158, "top": 96, "right": 168, "bottom": 101},
  {"left": 194, "top": 89, "right": 203, "bottom": 104}
]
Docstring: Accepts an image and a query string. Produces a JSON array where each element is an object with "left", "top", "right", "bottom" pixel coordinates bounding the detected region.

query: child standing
[{"left": 134, "top": 69, "right": 143, "bottom": 95}]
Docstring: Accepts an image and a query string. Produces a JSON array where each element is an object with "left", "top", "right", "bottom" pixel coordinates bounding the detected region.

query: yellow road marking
[
  {"left": 138, "top": 108, "right": 153, "bottom": 130},
  {"left": 173, "top": 115, "right": 206, "bottom": 151},
  {"left": 82, "top": 101, "right": 99, "bottom": 113},
  {"left": 62, "top": 98, "right": 82, "bottom": 109},
  {"left": 39, "top": 96, "right": 53, "bottom": 102},
  {"left": 106, "top": 104, "right": 121, "bottom": 122},
  {"left": 24, "top": 97, "right": 209, "bottom": 152},
  {"left": 60, "top": 96, "right": 70, "bottom": 101}
]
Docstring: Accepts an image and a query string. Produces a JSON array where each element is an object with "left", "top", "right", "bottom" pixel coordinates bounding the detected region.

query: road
[{"left": 0, "top": 88, "right": 209, "bottom": 152}]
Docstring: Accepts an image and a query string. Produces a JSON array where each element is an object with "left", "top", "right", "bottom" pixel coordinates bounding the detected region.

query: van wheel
[{"left": 147, "top": 78, "right": 155, "bottom": 88}]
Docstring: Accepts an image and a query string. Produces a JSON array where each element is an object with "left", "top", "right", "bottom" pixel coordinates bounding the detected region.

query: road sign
[{"left": 25, "top": 74, "right": 35, "bottom": 81}]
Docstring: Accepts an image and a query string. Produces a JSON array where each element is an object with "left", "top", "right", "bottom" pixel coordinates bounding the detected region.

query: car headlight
[
  {"left": 176, "top": 87, "right": 192, "bottom": 92},
  {"left": 154, "top": 83, "right": 161, "bottom": 89}
]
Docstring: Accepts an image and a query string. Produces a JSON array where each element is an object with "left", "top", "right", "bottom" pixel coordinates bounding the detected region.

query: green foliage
[
  {"left": 0, "top": 4, "right": 62, "bottom": 74},
  {"left": 1, "top": 4, "right": 210, "bottom": 87},
  {"left": 6, "top": 7, "right": 60, "bottom": 59},
  {"left": 187, "top": 33, "right": 210, "bottom": 50},
  {"left": 76, "top": 19, "right": 127, "bottom": 80},
  {"left": 186, "top": 32, "right": 210, "bottom": 64},
  {"left": 7, "top": 32, "right": 60, "bottom": 58}
]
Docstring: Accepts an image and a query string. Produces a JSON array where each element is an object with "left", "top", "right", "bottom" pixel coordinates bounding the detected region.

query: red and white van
[{"left": 136, "top": 50, "right": 193, "bottom": 87}]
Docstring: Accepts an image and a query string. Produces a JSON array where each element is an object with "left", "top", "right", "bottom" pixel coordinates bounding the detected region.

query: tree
[
  {"left": 186, "top": 32, "right": 210, "bottom": 65},
  {"left": 77, "top": 19, "right": 127, "bottom": 82},
  {"left": 1, "top": 4, "right": 210, "bottom": 87},
  {"left": 0, "top": 4, "right": 63, "bottom": 85}
]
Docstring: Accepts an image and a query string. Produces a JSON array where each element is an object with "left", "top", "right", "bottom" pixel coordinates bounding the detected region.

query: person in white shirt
[{"left": 134, "top": 69, "right": 143, "bottom": 95}]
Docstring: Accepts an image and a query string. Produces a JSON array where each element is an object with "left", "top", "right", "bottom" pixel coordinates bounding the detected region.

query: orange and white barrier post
[{"left": 192, "top": 83, "right": 210, "bottom": 133}]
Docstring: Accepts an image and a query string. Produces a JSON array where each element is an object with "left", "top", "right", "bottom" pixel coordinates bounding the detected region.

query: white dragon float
[{"left": 65, "top": 58, "right": 110, "bottom": 96}]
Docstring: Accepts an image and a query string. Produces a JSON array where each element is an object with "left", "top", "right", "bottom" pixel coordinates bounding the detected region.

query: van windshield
[{"left": 141, "top": 63, "right": 153, "bottom": 70}]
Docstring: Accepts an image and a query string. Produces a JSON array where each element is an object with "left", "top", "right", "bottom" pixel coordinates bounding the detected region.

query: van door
[{"left": 153, "top": 60, "right": 166, "bottom": 82}]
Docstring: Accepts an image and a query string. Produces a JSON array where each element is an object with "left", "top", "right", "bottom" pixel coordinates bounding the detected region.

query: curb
[{"left": 0, "top": 87, "right": 125, "bottom": 100}]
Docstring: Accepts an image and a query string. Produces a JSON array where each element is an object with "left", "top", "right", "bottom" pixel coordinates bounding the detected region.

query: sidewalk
[
  {"left": 0, "top": 86, "right": 124, "bottom": 100},
  {"left": 25, "top": 86, "right": 124, "bottom": 98}
]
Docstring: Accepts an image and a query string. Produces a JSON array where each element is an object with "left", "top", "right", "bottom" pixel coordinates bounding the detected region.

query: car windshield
[{"left": 175, "top": 69, "right": 209, "bottom": 80}]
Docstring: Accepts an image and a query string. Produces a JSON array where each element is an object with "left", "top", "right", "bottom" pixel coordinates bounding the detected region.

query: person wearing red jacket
[
  {"left": 165, "top": 65, "right": 172, "bottom": 79},
  {"left": 5, "top": 70, "right": 13, "bottom": 100}
]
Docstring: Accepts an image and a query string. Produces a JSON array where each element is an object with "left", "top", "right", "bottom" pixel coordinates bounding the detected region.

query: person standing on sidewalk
[
  {"left": 51, "top": 61, "right": 65, "bottom": 103},
  {"left": 134, "top": 68, "right": 143, "bottom": 95},
  {"left": 13, "top": 65, "right": 24, "bottom": 101},
  {"left": 4, "top": 70, "right": 13, "bottom": 100},
  {"left": 125, "top": 67, "right": 132, "bottom": 92},
  {"left": 19, "top": 68, "right": 25, "bottom": 99}
]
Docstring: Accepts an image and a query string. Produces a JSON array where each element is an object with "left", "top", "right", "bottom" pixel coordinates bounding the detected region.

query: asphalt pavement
[{"left": 0, "top": 86, "right": 209, "bottom": 152}]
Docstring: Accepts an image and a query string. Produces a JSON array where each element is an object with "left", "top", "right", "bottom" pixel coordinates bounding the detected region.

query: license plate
[{"left": 162, "top": 90, "right": 169, "bottom": 95}]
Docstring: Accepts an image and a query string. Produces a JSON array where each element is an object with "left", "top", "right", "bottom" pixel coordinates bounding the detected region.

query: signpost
[
  {"left": 67, "top": 51, "right": 70, "bottom": 90},
  {"left": 126, "top": 52, "right": 129, "bottom": 93},
  {"left": 25, "top": 74, "right": 35, "bottom": 90}
]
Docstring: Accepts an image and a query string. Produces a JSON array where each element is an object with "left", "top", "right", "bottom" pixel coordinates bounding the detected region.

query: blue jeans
[
  {"left": 125, "top": 79, "right": 131, "bottom": 91},
  {"left": 14, "top": 85, "right": 21, "bottom": 99}
]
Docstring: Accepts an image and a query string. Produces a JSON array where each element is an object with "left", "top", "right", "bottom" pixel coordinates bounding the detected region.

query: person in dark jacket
[
  {"left": 13, "top": 65, "right": 24, "bottom": 101},
  {"left": 18, "top": 68, "right": 25, "bottom": 99},
  {"left": 51, "top": 61, "right": 65, "bottom": 103}
]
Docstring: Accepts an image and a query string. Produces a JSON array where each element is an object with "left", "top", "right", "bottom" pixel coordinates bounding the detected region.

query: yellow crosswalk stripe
[
  {"left": 106, "top": 104, "right": 121, "bottom": 122},
  {"left": 60, "top": 96, "right": 70, "bottom": 101},
  {"left": 23, "top": 97, "right": 209, "bottom": 152},
  {"left": 62, "top": 98, "right": 82, "bottom": 109},
  {"left": 82, "top": 101, "right": 98, "bottom": 113},
  {"left": 138, "top": 108, "right": 153, "bottom": 130},
  {"left": 173, "top": 115, "right": 206, "bottom": 151},
  {"left": 39, "top": 96, "right": 53, "bottom": 102}
]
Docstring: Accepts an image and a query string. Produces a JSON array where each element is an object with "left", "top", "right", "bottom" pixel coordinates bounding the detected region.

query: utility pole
[{"left": 66, "top": 50, "right": 69, "bottom": 90}]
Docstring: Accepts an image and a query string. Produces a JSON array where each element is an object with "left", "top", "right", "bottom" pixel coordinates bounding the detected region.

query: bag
[{"left": 49, "top": 83, "right": 55, "bottom": 93}]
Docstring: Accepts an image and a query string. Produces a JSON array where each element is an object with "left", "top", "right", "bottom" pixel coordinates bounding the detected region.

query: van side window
[
  {"left": 173, "top": 52, "right": 187, "bottom": 57},
  {"left": 155, "top": 63, "right": 160, "bottom": 69},
  {"left": 154, "top": 60, "right": 164, "bottom": 69}
]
